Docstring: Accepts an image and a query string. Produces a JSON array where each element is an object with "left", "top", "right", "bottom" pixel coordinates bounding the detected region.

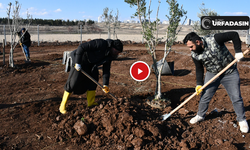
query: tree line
[{"left": 0, "top": 18, "right": 95, "bottom": 26}]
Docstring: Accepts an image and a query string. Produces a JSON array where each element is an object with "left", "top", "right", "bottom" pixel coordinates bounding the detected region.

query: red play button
[{"left": 130, "top": 61, "right": 150, "bottom": 81}]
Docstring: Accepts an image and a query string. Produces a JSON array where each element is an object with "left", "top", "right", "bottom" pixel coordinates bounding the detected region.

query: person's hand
[
  {"left": 102, "top": 85, "right": 110, "bottom": 94},
  {"left": 235, "top": 52, "right": 244, "bottom": 62},
  {"left": 74, "top": 63, "right": 81, "bottom": 71},
  {"left": 20, "top": 43, "right": 22, "bottom": 46},
  {"left": 195, "top": 85, "right": 203, "bottom": 95}
]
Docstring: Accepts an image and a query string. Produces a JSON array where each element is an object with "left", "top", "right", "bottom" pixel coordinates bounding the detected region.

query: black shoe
[{"left": 25, "top": 59, "right": 31, "bottom": 63}]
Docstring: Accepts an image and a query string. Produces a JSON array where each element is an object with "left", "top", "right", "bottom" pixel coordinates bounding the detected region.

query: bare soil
[{"left": 0, "top": 41, "right": 250, "bottom": 150}]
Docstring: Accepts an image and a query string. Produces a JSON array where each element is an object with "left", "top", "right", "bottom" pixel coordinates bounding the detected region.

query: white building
[
  {"left": 186, "top": 19, "right": 191, "bottom": 25},
  {"left": 130, "top": 20, "right": 137, "bottom": 23},
  {"left": 123, "top": 20, "right": 130, "bottom": 23},
  {"left": 162, "top": 20, "right": 169, "bottom": 24},
  {"left": 98, "top": 16, "right": 102, "bottom": 23}
]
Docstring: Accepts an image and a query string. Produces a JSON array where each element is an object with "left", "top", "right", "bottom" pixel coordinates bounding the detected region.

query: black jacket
[
  {"left": 192, "top": 32, "right": 242, "bottom": 85},
  {"left": 70, "top": 39, "right": 115, "bottom": 87},
  {"left": 20, "top": 31, "right": 31, "bottom": 47},
  {"left": 75, "top": 39, "right": 114, "bottom": 64}
]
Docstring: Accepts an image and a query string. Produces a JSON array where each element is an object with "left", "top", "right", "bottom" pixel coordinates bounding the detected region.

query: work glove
[
  {"left": 74, "top": 63, "right": 81, "bottom": 71},
  {"left": 235, "top": 52, "right": 244, "bottom": 62},
  {"left": 195, "top": 85, "right": 203, "bottom": 95},
  {"left": 20, "top": 43, "right": 22, "bottom": 46},
  {"left": 102, "top": 85, "right": 110, "bottom": 94}
]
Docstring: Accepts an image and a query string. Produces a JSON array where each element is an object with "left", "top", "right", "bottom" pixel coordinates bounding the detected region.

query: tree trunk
[
  {"left": 108, "top": 26, "right": 111, "bottom": 39},
  {"left": 113, "top": 27, "right": 116, "bottom": 39},
  {"left": 9, "top": 47, "right": 14, "bottom": 67},
  {"left": 155, "top": 73, "right": 162, "bottom": 100},
  {"left": 154, "top": 44, "right": 171, "bottom": 100}
]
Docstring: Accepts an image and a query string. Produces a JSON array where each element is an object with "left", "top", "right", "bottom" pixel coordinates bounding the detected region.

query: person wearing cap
[
  {"left": 19, "top": 28, "right": 31, "bottom": 62},
  {"left": 59, "top": 39, "right": 123, "bottom": 114}
]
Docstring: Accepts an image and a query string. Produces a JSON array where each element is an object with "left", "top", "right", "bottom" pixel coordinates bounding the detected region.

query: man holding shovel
[
  {"left": 59, "top": 39, "right": 123, "bottom": 114},
  {"left": 18, "top": 28, "right": 31, "bottom": 62},
  {"left": 183, "top": 31, "right": 249, "bottom": 133}
]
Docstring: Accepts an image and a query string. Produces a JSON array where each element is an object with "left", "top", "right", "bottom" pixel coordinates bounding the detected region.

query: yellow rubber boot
[
  {"left": 59, "top": 91, "right": 71, "bottom": 114},
  {"left": 87, "top": 90, "right": 98, "bottom": 107}
]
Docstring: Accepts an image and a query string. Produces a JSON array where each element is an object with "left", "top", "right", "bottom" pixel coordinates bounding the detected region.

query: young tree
[
  {"left": 113, "top": 9, "right": 120, "bottom": 39},
  {"left": 192, "top": 3, "right": 221, "bottom": 35},
  {"left": 102, "top": 7, "right": 114, "bottom": 39},
  {"left": 102, "top": 7, "right": 120, "bottom": 39},
  {"left": 125, "top": 0, "right": 186, "bottom": 106},
  {"left": 7, "top": 1, "right": 32, "bottom": 67}
]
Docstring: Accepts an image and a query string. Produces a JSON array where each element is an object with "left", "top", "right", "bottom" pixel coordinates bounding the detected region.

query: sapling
[
  {"left": 102, "top": 7, "right": 120, "bottom": 39},
  {"left": 192, "top": 3, "right": 221, "bottom": 35},
  {"left": 125, "top": 0, "right": 186, "bottom": 107},
  {"left": 6, "top": 0, "right": 32, "bottom": 67}
]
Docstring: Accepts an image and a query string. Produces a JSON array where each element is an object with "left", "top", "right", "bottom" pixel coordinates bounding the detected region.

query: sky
[{"left": 0, "top": 0, "right": 250, "bottom": 23}]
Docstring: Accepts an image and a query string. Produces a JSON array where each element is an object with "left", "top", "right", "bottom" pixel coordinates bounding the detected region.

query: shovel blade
[{"left": 161, "top": 113, "right": 171, "bottom": 121}]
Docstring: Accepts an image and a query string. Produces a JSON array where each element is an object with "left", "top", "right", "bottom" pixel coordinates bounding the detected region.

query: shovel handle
[
  {"left": 162, "top": 49, "right": 249, "bottom": 120},
  {"left": 80, "top": 69, "right": 118, "bottom": 100},
  {"left": 19, "top": 41, "right": 28, "bottom": 60}
]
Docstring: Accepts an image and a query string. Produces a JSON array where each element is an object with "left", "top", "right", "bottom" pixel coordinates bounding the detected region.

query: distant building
[
  {"left": 98, "top": 16, "right": 102, "bottom": 23},
  {"left": 190, "top": 20, "right": 195, "bottom": 25},
  {"left": 130, "top": 20, "right": 137, "bottom": 23},
  {"left": 123, "top": 20, "right": 130, "bottom": 23},
  {"left": 122, "top": 20, "right": 140, "bottom": 23},
  {"left": 186, "top": 19, "right": 191, "bottom": 25},
  {"left": 162, "top": 20, "right": 169, "bottom": 24}
]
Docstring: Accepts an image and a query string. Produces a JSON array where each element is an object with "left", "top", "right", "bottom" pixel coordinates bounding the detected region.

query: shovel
[
  {"left": 19, "top": 42, "right": 28, "bottom": 61},
  {"left": 80, "top": 69, "right": 118, "bottom": 100},
  {"left": 161, "top": 49, "right": 249, "bottom": 121}
]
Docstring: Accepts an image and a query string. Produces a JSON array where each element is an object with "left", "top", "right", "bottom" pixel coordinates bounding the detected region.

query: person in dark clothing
[
  {"left": 59, "top": 39, "right": 123, "bottom": 114},
  {"left": 19, "top": 28, "right": 31, "bottom": 62},
  {"left": 183, "top": 31, "right": 249, "bottom": 133}
]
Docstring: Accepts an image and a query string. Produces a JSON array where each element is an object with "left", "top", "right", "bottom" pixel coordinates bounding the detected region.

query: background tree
[
  {"left": 112, "top": 9, "right": 120, "bottom": 39},
  {"left": 192, "top": 3, "right": 221, "bottom": 35},
  {"left": 7, "top": 1, "right": 32, "bottom": 67},
  {"left": 102, "top": 7, "right": 114, "bottom": 39},
  {"left": 102, "top": 7, "right": 120, "bottom": 39},
  {"left": 125, "top": 0, "right": 186, "bottom": 105}
]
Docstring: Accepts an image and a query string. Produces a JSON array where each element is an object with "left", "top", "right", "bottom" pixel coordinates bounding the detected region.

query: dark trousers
[
  {"left": 197, "top": 69, "right": 246, "bottom": 122},
  {"left": 22, "top": 44, "right": 30, "bottom": 59}
]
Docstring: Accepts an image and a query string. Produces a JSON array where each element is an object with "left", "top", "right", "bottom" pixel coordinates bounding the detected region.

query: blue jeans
[
  {"left": 197, "top": 69, "right": 246, "bottom": 122},
  {"left": 22, "top": 44, "right": 30, "bottom": 59}
]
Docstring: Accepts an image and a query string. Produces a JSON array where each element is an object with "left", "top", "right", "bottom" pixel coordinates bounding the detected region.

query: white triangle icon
[{"left": 138, "top": 68, "right": 143, "bottom": 74}]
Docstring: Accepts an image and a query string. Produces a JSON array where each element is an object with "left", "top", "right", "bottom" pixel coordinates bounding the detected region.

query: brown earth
[{"left": 0, "top": 41, "right": 250, "bottom": 150}]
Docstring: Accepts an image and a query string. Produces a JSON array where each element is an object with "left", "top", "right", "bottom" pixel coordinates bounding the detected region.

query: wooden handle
[{"left": 80, "top": 69, "right": 118, "bottom": 100}]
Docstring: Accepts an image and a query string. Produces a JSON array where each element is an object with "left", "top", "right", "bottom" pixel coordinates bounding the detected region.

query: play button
[
  {"left": 138, "top": 68, "right": 143, "bottom": 74},
  {"left": 130, "top": 61, "right": 150, "bottom": 81}
]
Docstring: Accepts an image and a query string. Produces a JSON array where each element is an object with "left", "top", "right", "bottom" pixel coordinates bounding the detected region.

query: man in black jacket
[
  {"left": 19, "top": 28, "right": 31, "bottom": 62},
  {"left": 59, "top": 39, "right": 123, "bottom": 114},
  {"left": 183, "top": 31, "right": 248, "bottom": 133}
]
